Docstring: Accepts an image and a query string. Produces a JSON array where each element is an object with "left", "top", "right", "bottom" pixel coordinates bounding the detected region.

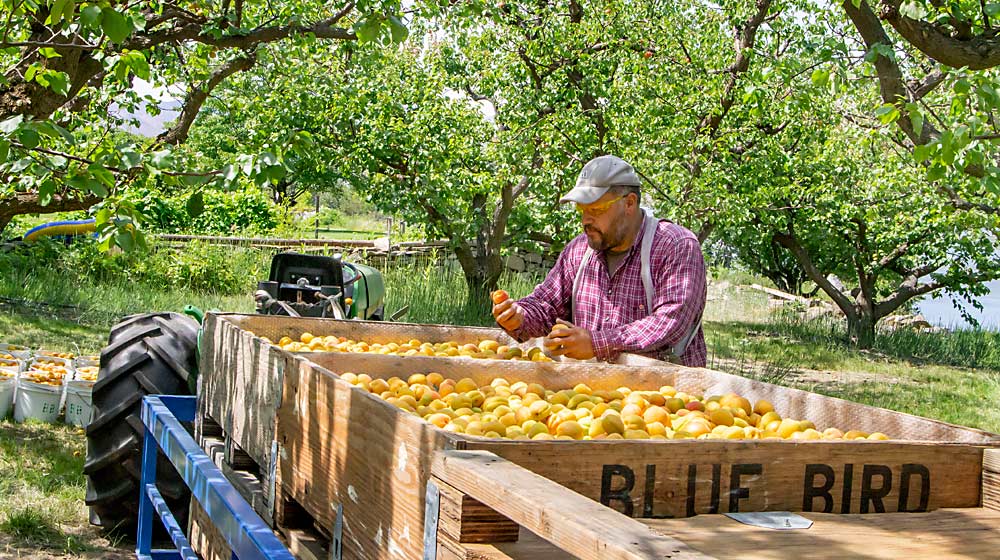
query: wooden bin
[{"left": 194, "top": 312, "right": 999, "bottom": 560}]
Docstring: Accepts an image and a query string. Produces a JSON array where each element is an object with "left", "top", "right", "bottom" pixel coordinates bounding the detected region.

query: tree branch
[
  {"left": 0, "top": 191, "right": 102, "bottom": 234},
  {"left": 879, "top": 0, "right": 1000, "bottom": 70},
  {"left": 155, "top": 51, "right": 257, "bottom": 146},
  {"left": 773, "top": 231, "right": 857, "bottom": 318}
]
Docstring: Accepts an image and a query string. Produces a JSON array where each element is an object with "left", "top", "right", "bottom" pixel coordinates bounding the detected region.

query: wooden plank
[
  {"left": 640, "top": 508, "right": 1000, "bottom": 559},
  {"left": 984, "top": 449, "right": 1000, "bottom": 511},
  {"left": 199, "top": 435, "right": 272, "bottom": 525},
  {"left": 433, "top": 476, "right": 519, "bottom": 543},
  {"left": 443, "top": 528, "right": 580, "bottom": 560},
  {"left": 286, "top": 528, "right": 329, "bottom": 560},
  {"left": 462, "top": 440, "right": 987, "bottom": 518},
  {"left": 433, "top": 450, "right": 713, "bottom": 560},
  {"left": 463, "top": 509, "right": 1000, "bottom": 560},
  {"left": 188, "top": 499, "right": 233, "bottom": 560},
  {"left": 276, "top": 355, "right": 461, "bottom": 560},
  {"left": 749, "top": 283, "right": 808, "bottom": 303}
]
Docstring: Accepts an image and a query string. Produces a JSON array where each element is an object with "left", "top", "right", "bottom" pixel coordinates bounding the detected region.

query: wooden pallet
[{"left": 197, "top": 312, "right": 1000, "bottom": 560}]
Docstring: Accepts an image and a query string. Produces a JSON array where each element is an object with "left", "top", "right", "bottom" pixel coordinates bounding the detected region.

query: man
[{"left": 492, "top": 155, "right": 707, "bottom": 366}]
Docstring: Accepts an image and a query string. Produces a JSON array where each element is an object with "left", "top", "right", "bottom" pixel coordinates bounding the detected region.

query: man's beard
[{"left": 584, "top": 222, "right": 625, "bottom": 251}]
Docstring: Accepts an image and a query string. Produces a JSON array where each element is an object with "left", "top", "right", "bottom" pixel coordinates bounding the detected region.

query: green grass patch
[
  {"left": 381, "top": 258, "right": 541, "bottom": 326},
  {"left": 0, "top": 420, "right": 125, "bottom": 556}
]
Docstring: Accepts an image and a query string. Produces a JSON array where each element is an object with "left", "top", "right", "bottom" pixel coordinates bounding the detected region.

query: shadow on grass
[
  {"left": 0, "top": 304, "right": 107, "bottom": 354},
  {"left": 0, "top": 421, "right": 129, "bottom": 556},
  {"left": 0, "top": 420, "right": 86, "bottom": 494}
]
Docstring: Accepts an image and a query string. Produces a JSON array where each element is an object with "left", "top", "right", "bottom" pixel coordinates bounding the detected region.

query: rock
[
  {"left": 901, "top": 314, "right": 933, "bottom": 329},
  {"left": 525, "top": 252, "right": 542, "bottom": 264},
  {"left": 505, "top": 254, "right": 526, "bottom": 272},
  {"left": 373, "top": 236, "right": 391, "bottom": 252},
  {"left": 805, "top": 305, "right": 834, "bottom": 321}
]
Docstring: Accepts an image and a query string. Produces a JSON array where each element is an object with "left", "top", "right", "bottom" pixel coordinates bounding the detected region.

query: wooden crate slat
[{"left": 433, "top": 450, "right": 713, "bottom": 560}]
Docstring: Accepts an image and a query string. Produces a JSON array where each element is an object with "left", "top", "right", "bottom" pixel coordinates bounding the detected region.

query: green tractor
[{"left": 83, "top": 252, "right": 386, "bottom": 532}]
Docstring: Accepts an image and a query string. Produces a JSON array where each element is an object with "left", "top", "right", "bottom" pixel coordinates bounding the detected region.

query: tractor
[{"left": 83, "top": 252, "right": 386, "bottom": 532}]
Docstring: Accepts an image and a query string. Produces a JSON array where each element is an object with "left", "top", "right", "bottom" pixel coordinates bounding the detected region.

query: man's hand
[
  {"left": 544, "top": 319, "right": 595, "bottom": 360},
  {"left": 492, "top": 297, "right": 524, "bottom": 332}
]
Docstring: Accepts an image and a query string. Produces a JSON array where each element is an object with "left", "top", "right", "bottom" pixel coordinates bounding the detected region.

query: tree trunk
[
  {"left": 847, "top": 308, "right": 876, "bottom": 349},
  {"left": 461, "top": 247, "right": 503, "bottom": 310}
]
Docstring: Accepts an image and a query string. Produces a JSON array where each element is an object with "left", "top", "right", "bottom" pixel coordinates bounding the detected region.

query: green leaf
[
  {"left": 259, "top": 151, "right": 278, "bottom": 166},
  {"left": 79, "top": 5, "right": 101, "bottom": 28},
  {"left": 38, "top": 47, "right": 62, "bottom": 59},
  {"left": 264, "top": 164, "right": 286, "bottom": 183},
  {"left": 46, "top": 0, "right": 71, "bottom": 25},
  {"left": 927, "top": 164, "right": 946, "bottom": 181},
  {"left": 186, "top": 191, "right": 205, "bottom": 217},
  {"left": 810, "top": 68, "right": 830, "bottom": 87},
  {"left": 101, "top": 8, "right": 131, "bottom": 44},
  {"left": 23, "top": 63, "right": 39, "bottom": 82},
  {"left": 875, "top": 104, "right": 900, "bottom": 124},
  {"left": 0, "top": 140, "right": 8, "bottom": 164},
  {"left": 356, "top": 16, "right": 383, "bottom": 43},
  {"left": 17, "top": 128, "right": 40, "bottom": 149},
  {"left": 906, "top": 102, "right": 923, "bottom": 137},
  {"left": 36, "top": 70, "right": 70, "bottom": 96},
  {"left": 954, "top": 78, "right": 971, "bottom": 94},
  {"left": 987, "top": 3, "right": 1000, "bottom": 16},
  {"left": 222, "top": 163, "right": 238, "bottom": 182},
  {"left": 38, "top": 179, "right": 56, "bottom": 206},
  {"left": 115, "top": 230, "right": 135, "bottom": 251},
  {"left": 389, "top": 15, "right": 409, "bottom": 43},
  {"left": 36, "top": 121, "right": 75, "bottom": 145},
  {"left": 121, "top": 150, "right": 142, "bottom": 168},
  {"left": 149, "top": 149, "right": 173, "bottom": 168},
  {"left": 88, "top": 162, "right": 115, "bottom": 188},
  {"left": 10, "top": 158, "right": 31, "bottom": 173}
]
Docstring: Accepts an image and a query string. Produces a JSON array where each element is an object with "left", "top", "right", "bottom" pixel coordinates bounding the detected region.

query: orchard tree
[{"left": 0, "top": 0, "right": 436, "bottom": 238}]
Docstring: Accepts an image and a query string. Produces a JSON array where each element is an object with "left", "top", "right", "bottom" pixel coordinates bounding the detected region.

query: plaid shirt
[{"left": 511, "top": 218, "right": 707, "bottom": 366}]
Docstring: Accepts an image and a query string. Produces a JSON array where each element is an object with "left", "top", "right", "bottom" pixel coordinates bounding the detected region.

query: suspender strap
[
  {"left": 571, "top": 247, "right": 592, "bottom": 326},
  {"left": 639, "top": 208, "right": 657, "bottom": 314}
]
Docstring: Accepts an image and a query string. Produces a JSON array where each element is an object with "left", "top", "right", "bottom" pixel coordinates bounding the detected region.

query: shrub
[{"left": 141, "top": 189, "right": 277, "bottom": 235}]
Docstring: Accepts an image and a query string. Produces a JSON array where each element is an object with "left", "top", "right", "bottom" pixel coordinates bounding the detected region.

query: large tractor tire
[{"left": 84, "top": 312, "right": 199, "bottom": 533}]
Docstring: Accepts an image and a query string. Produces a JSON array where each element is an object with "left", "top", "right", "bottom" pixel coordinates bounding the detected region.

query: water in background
[{"left": 916, "top": 279, "right": 1000, "bottom": 330}]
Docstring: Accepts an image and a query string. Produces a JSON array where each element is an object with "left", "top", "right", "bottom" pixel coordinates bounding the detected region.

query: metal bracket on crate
[
  {"left": 422, "top": 480, "right": 441, "bottom": 560},
  {"left": 138, "top": 395, "right": 295, "bottom": 560},
  {"left": 330, "top": 502, "right": 344, "bottom": 560}
]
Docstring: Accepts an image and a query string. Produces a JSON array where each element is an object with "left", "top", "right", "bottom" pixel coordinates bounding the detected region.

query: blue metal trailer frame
[{"left": 137, "top": 394, "right": 295, "bottom": 560}]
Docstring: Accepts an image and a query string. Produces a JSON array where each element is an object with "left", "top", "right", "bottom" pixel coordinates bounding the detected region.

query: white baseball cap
[{"left": 560, "top": 155, "right": 641, "bottom": 205}]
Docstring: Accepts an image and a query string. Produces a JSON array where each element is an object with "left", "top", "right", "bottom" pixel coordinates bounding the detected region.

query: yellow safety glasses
[{"left": 575, "top": 194, "right": 626, "bottom": 217}]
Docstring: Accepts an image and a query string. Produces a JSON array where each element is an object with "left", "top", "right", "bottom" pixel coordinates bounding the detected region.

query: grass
[
  {"left": 381, "top": 257, "right": 541, "bottom": 326},
  {"left": 0, "top": 420, "right": 130, "bottom": 558}
]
